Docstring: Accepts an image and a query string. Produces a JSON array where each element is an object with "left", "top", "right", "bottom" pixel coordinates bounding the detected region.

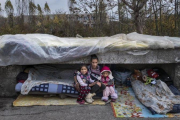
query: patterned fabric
[
  {"left": 62, "top": 85, "right": 79, "bottom": 95},
  {"left": 101, "top": 77, "right": 114, "bottom": 87},
  {"left": 76, "top": 71, "right": 91, "bottom": 84},
  {"left": 88, "top": 65, "right": 101, "bottom": 81},
  {"left": 21, "top": 68, "right": 73, "bottom": 95},
  {"left": 88, "top": 65, "right": 101, "bottom": 75},
  {"left": 111, "top": 86, "right": 180, "bottom": 118},
  {"left": 131, "top": 78, "right": 180, "bottom": 114},
  {"left": 31, "top": 83, "right": 49, "bottom": 93},
  {"left": 77, "top": 86, "right": 91, "bottom": 101}
]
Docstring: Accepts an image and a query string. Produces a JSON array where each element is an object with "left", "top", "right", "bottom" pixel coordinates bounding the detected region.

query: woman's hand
[
  {"left": 96, "top": 81, "right": 101, "bottom": 87},
  {"left": 89, "top": 82, "right": 96, "bottom": 87}
]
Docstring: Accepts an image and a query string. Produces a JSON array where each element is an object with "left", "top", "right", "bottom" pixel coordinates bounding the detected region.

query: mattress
[
  {"left": 15, "top": 82, "right": 118, "bottom": 98},
  {"left": 1, "top": 32, "right": 179, "bottom": 66},
  {"left": 15, "top": 83, "right": 79, "bottom": 95}
]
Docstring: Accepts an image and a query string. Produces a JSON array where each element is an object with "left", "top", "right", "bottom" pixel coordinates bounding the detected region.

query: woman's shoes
[
  {"left": 91, "top": 93, "right": 96, "bottom": 102},
  {"left": 85, "top": 93, "right": 96, "bottom": 103},
  {"left": 77, "top": 100, "right": 85, "bottom": 104}
]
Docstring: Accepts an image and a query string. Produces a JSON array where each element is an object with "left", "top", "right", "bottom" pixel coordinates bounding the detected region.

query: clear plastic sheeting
[
  {"left": 127, "top": 32, "right": 175, "bottom": 49},
  {"left": 0, "top": 32, "right": 180, "bottom": 66}
]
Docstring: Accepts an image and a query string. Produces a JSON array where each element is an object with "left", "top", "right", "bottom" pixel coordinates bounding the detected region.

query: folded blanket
[{"left": 16, "top": 82, "right": 79, "bottom": 95}]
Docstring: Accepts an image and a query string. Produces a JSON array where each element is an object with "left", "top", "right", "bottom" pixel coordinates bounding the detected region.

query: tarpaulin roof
[{"left": 0, "top": 32, "right": 180, "bottom": 66}]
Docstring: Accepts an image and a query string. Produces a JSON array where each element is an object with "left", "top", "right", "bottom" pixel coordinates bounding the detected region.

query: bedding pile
[
  {"left": 0, "top": 32, "right": 180, "bottom": 66},
  {"left": 112, "top": 67, "right": 180, "bottom": 114},
  {"left": 21, "top": 65, "right": 74, "bottom": 95},
  {"left": 131, "top": 79, "right": 180, "bottom": 114}
]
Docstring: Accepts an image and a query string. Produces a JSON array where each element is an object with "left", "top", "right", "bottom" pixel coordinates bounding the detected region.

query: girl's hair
[
  {"left": 79, "top": 65, "right": 88, "bottom": 74},
  {"left": 91, "top": 54, "right": 98, "bottom": 62},
  {"left": 102, "top": 71, "right": 110, "bottom": 74}
]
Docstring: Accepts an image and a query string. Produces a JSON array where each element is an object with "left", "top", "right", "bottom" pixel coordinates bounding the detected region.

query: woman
[{"left": 74, "top": 54, "right": 106, "bottom": 103}]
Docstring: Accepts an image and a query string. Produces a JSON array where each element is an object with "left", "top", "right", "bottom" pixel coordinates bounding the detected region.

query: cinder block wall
[{"left": 0, "top": 66, "right": 24, "bottom": 97}]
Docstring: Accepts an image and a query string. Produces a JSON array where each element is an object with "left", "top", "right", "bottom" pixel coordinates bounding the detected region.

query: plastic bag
[{"left": 113, "top": 68, "right": 132, "bottom": 84}]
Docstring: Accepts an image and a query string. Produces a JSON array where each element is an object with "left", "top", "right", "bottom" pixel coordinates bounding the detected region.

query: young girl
[
  {"left": 99, "top": 66, "right": 118, "bottom": 102},
  {"left": 76, "top": 65, "right": 96, "bottom": 104}
]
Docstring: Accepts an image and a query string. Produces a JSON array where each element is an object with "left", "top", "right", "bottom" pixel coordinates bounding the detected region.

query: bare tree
[
  {"left": 0, "top": 3, "right": 4, "bottom": 27},
  {"left": 37, "top": 4, "right": 43, "bottom": 15},
  {"left": 70, "top": 0, "right": 116, "bottom": 36},
  {"left": 151, "top": 0, "right": 159, "bottom": 35},
  {"left": 0, "top": 3, "right": 2, "bottom": 15},
  {"left": 174, "top": 0, "right": 180, "bottom": 36},
  {"left": 15, "top": 0, "right": 28, "bottom": 29},
  {"left": 121, "top": 0, "right": 148, "bottom": 33},
  {"left": 5, "top": 0, "right": 14, "bottom": 27},
  {"left": 117, "top": 0, "right": 130, "bottom": 33},
  {"left": 28, "top": 0, "right": 37, "bottom": 25},
  {"left": 44, "top": 2, "right": 51, "bottom": 15}
]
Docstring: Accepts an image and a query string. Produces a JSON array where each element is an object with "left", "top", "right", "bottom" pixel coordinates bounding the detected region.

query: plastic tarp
[{"left": 0, "top": 32, "right": 180, "bottom": 66}]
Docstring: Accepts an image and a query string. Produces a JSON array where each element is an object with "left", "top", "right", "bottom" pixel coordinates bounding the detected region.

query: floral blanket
[{"left": 131, "top": 79, "right": 180, "bottom": 114}]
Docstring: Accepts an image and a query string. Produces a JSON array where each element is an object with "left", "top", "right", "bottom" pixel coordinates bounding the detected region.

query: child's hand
[
  {"left": 103, "top": 83, "right": 108, "bottom": 86},
  {"left": 82, "top": 79, "right": 86, "bottom": 83},
  {"left": 75, "top": 82, "right": 80, "bottom": 92}
]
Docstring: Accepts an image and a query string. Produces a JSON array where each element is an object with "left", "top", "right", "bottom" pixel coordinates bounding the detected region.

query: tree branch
[{"left": 121, "top": 0, "right": 134, "bottom": 10}]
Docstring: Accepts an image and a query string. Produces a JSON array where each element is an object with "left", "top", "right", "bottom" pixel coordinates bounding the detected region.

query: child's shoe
[
  {"left": 77, "top": 100, "right": 85, "bottom": 104},
  {"left": 111, "top": 99, "right": 116, "bottom": 102},
  {"left": 103, "top": 99, "right": 108, "bottom": 102}
]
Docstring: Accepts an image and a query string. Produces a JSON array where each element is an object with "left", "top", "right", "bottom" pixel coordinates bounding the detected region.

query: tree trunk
[
  {"left": 160, "top": 0, "right": 162, "bottom": 35},
  {"left": 118, "top": 0, "right": 121, "bottom": 32},
  {"left": 175, "top": 0, "right": 177, "bottom": 32},
  {"left": 134, "top": 11, "right": 143, "bottom": 34},
  {"left": 178, "top": 0, "right": 180, "bottom": 36},
  {"left": 152, "top": 0, "right": 159, "bottom": 35}
]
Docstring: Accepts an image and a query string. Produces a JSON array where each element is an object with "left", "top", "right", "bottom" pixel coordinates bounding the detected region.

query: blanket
[
  {"left": 21, "top": 65, "right": 73, "bottom": 95},
  {"left": 131, "top": 79, "right": 180, "bottom": 114}
]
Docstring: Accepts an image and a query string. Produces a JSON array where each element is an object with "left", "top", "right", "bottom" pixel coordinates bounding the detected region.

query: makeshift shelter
[{"left": 1, "top": 32, "right": 180, "bottom": 114}]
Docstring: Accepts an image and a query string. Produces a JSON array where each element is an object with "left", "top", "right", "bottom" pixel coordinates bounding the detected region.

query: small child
[
  {"left": 76, "top": 65, "right": 95, "bottom": 104},
  {"left": 99, "top": 66, "right": 118, "bottom": 102}
]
